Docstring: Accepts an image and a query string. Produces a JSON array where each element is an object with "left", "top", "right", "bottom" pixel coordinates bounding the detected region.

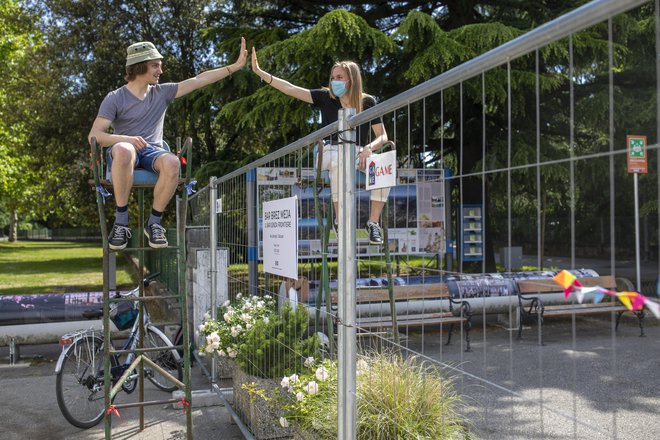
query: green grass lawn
[{"left": 0, "top": 241, "right": 136, "bottom": 295}]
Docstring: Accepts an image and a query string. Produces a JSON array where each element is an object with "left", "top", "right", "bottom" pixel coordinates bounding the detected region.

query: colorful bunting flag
[{"left": 552, "top": 270, "right": 660, "bottom": 318}]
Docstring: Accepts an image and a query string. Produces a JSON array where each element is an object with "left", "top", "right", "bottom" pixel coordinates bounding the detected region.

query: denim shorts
[{"left": 106, "top": 143, "right": 170, "bottom": 174}]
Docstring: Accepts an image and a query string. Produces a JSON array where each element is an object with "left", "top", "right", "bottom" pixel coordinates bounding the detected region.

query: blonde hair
[{"left": 328, "top": 61, "right": 364, "bottom": 113}]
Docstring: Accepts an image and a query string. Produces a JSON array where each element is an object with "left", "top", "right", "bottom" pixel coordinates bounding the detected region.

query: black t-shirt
[{"left": 310, "top": 89, "right": 382, "bottom": 146}]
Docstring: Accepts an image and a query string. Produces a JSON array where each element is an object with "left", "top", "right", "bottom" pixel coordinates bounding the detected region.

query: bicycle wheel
[
  {"left": 56, "top": 335, "right": 108, "bottom": 429},
  {"left": 143, "top": 327, "right": 182, "bottom": 392}
]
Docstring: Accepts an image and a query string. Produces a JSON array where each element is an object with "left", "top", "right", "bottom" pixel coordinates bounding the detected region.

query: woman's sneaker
[
  {"left": 144, "top": 223, "right": 168, "bottom": 248},
  {"left": 366, "top": 221, "right": 383, "bottom": 245},
  {"left": 108, "top": 224, "right": 131, "bottom": 250}
]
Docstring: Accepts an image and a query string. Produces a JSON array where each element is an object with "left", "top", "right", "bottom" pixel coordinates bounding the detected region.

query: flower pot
[
  {"left": 233, "top": 366, "right": 294, "bottom": 440},
  {"left": 215, "top": 355, "right": 236, "bottom": 380}
]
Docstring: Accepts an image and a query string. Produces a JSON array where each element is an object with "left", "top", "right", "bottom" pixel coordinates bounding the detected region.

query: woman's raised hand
[
  {"left": 251, "top": 47, "right": 266, "bottom": 79},
  {"left": 234, "top": 37, "right": 248, "bottom": 70}
]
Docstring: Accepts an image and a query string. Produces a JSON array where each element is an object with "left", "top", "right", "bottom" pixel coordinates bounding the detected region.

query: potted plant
[
  {"left": 202, "top": 297, "right": 320, "bottom": 439},
  {"left": 279, "top": 353, "right": 474, "bottom": 440},
  {"left": 198, "top": 293, "right": 275, "bottom": 379}
]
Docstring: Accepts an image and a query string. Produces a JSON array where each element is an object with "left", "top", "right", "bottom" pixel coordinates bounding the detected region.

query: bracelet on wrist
[
  {"left": 268, "top": 73, "right": 273, "bottom": 84},
  {"left": 226, "top": 66, "right": 231, "bottom": 75}
]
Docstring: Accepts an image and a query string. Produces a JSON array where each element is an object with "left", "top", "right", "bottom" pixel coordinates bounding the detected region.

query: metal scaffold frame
[{"left": 90, "top": 136, "right": 194, "bottom": 440}]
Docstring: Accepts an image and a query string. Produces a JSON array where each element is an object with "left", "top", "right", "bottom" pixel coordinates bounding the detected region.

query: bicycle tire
[
  {"left": 144, "top": 327, "right": 183, "bottom": 392},
  {"left": 56, "top": 335, "right": 110, "bottom": 429}
]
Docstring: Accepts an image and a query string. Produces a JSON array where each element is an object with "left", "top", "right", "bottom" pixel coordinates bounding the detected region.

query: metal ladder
[{"left": 90, "top": 137, "right": 194, "bottom": 439}]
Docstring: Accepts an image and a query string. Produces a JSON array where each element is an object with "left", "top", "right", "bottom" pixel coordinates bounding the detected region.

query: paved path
[
  {"left": 2, "top": 313, "right": 659, "bottom": 439},
  {"left": 404, "top": 314, "right": 660, "bottom": 440},
  {"left": 0, "top": 344, "right": 242, "bottom": 440}
]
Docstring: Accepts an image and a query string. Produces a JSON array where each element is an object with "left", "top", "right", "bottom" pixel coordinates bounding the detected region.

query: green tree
[{"left": 0, "top": 0, "right": 42, "bottom": 240}]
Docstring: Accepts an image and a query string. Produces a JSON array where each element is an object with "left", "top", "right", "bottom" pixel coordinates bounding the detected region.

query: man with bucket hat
[{"left": 89, "top": 38, "right": 247, "bottom": 250}]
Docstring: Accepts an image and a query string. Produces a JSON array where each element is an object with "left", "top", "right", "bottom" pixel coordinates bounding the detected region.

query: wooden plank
[
  {"left": 357, "top": 316, "right": 466, "bottom": 330},
  {"left": 357, "top": 312, "right": 454, "bottom": 323},
  {"left": 517, "top": 275, "right": 616, "bottom": 293},
  {"left": 331, "top": 283, "right": 449, "bottom": 304},
  {"left": 543, "top": 304, "right": 628, "bottom": 317}
]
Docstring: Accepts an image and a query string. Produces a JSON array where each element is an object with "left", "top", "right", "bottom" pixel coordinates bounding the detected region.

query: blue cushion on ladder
[{"left": 105, "top": 141, "right": 171, "bottom": 186}]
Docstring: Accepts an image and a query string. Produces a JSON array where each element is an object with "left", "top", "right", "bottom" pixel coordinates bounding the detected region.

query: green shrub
[
  {"left": 237, "top": 304, "right": 319, "bottom": 379},
  {"left": 199, "top": 293, "right": 276, "bottom": 359}
]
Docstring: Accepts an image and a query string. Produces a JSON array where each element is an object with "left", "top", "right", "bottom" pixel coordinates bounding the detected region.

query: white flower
[
  {"left": 263, "top": 316, "right": 270, "bottom": 325},
  {"left": 230, "top": 326, "right": 242, "bottom": 337},
  {"left": 204, "top": 344, "right": 214, "bottom": 353},
  {"left": 222, "top": 300, "right": 230, "bottom": 307},
  {"left": 289, "top": 374, "right": 299, "bottom": 384},
  {"left": 280, "top": 376, "right": 290, "bottom": 389},
  {"left": 305, "top": 381, "right": 318, "bottom": 395},
  {"left": 241, "top": 313, "right": 252, "bottom": 323},
  {"left": 198, "top": 350, "right": 206, "bottom": 357},
  {"left": 296, "top": 392, "right": 304, "bottom": 401},
  {"left": 315, "top": 366, "right": 329, "bottom": 381},
  {"left": 204, "top": 311, "right": 211, "bottom": 320},
  {"left": 264, "top": 295, "right": 272, "bottom": 300},
  {"left": 211, "top": 341, "right": 219, "bottom": 350},
  {"left": 246, "top": 323, "right": 252, "bottom": 330},
  {"left": 209, "top": 332, "right": 220, "bottom": 343},
  {"left": 304, "top": 357, "right": 315, "bottom": 368},
  {"left": 198, "top": 324, "right": 205, "bottom": 331},
  {"left": 236, "top": 293, "right": 242, "bottom": 299},
  {"left": 223, "top": 312, "right": 231, "bottom": 321},
  {"left": 279, "top": 417, "right": 289, "bottom": 428},
  {"left": 257, "top": 300, "right": 264, "bottom": 308},
  {"left": 219, "top": 349, "right": 227, "bottom": 357},
  {"left": 227, "top": 347, "right": 237, "bottom": 358}
]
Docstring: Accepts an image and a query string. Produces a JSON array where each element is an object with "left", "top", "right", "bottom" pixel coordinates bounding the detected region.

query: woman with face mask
[{"left": 251, "top": 48, "right": 390, "bottom": 245}]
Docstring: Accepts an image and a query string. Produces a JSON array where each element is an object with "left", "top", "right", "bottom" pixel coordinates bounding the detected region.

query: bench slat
[
  {"left": 357, "top": 312, "right": 454, "bottom": 323},
  {"left": 357, "top": 316, "right": 467, "bottom": 330},
  {"left": 543, "top": 305, "right": 628, "bottom": 317},
  {"left": 517, "top": 275, "right": 616, "bottom": 293},
  {"left": 331, "top": 284, "right": 449, "bottom": 304}
]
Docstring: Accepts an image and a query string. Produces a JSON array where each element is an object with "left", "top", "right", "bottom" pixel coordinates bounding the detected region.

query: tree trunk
[{"left": 9, "top": 207, "right": 18, "bottom": 242}]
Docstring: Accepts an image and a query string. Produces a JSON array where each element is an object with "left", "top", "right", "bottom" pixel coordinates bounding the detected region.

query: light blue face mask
[{"left": 331, "top": 80, "right": 348, "bottom": 98}]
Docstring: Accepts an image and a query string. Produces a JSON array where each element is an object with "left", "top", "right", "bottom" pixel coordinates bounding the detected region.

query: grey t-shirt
[{"left": 97, "top": 83, "right": 178, "bottom": 148}]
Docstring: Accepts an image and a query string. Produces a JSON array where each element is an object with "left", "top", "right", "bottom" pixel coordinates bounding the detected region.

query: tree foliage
[{"left": 9, "top": 0, "right": 657, "bottom": 266}]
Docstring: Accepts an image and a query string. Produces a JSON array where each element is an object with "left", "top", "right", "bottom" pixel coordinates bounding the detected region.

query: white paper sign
[
  {"left": 365, "top": 150, "right": 397, "bottom": 191},
  {"left": 262, "top": 196, "right": 298, "bottom": 279}
]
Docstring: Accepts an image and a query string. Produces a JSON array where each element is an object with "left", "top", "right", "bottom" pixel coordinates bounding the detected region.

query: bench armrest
[{"left": 448, "top": 296, "right": 472, "bottom": 318}]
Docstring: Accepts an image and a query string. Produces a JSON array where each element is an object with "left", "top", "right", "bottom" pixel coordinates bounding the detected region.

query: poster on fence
[{"left": 262, "top": 195, "right": 298, "bottom": 279}]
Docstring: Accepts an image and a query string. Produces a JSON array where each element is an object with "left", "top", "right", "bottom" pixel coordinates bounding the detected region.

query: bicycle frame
[{"left": 55, "top": 286, "right": 181, "bottom": 378}]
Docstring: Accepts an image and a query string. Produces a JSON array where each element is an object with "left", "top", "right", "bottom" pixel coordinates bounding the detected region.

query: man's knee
[
  {"left": 157, "top": 154, "right": 180, "bottom": 179},
  {"left": 111, "top": 143, "right": 136, "bottom": 167}
]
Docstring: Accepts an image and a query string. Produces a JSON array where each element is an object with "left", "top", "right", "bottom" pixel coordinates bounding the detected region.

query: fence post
[
  {"left": 337, "top": 107, "right": 357, "bottom": 440},
  {"left": 210, "top": 177, "right": 218, "bottom": 383},
  {"left": 247, "top": 169, "right": 258, "bottom": 297}
]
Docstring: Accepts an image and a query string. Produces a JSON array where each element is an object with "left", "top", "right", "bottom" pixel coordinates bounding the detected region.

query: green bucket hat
[{"left": 125, "top": 41, "right": 163, "bottom": 66}]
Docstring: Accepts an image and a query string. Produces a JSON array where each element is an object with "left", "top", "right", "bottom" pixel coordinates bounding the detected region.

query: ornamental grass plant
[{"left": 279, "top": 352, "right": 473, "bottom": 439}]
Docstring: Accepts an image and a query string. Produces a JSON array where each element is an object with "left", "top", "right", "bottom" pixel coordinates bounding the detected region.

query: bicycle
[{"left": 55, "top": 272, "right": 183, "bottom": 429}]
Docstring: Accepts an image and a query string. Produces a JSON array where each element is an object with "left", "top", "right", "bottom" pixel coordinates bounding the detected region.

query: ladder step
[
  {"left": 112, "top": 398, "right": 182, "bottom": 410},
  {"left": 110, "top": 345, "right": 183, "bottom": 355}
]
